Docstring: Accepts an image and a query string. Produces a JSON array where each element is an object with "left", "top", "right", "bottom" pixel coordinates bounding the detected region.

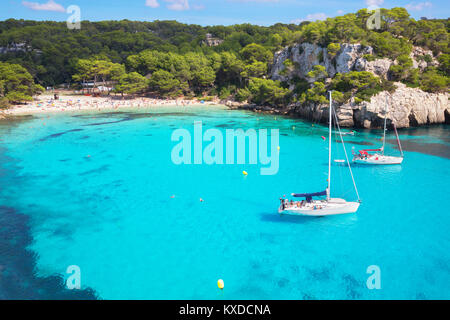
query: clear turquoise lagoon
[{"left": 0, "top": 105, "right": 449, "bottom": 299}]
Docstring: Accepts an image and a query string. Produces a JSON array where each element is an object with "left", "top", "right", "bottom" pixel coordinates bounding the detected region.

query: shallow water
[{"left": 0, "top": 105, "right": 449, "bottom": 299}]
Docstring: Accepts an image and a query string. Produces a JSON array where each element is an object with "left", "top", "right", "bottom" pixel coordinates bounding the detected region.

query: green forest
[{"left": 0, "top": 7, "right": 448, "bottom": 108}]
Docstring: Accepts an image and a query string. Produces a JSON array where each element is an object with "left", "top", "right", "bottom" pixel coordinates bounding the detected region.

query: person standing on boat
[{"left": 280, "top": 198, "right": 285, "bottom": 210}]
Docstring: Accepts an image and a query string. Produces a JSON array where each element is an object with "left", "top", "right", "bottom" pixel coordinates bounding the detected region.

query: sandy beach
[{"left": 2, "top": 94, "right": 219, "bottom": 116}]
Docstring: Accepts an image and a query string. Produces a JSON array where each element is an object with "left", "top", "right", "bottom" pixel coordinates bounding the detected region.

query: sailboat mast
[
  {"left": 327, "top": 91, "right": 332, "bottom": 200},
  {"left": 382, "top": 95, "right": 388, "bottom": 155},
  {"left": 393, "top": 123, "right": 404, "bottom": 157}
]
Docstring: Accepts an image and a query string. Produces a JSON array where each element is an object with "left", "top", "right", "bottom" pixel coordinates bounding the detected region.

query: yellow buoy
[
  {"left": 277, "top": 146, "right": 280, "bottom": 151},
  {"left": 217, "top": 279, "right": 224, "bottom": 290},
  {"left": 242, "top": 171, "right": 248, "bottom": 176}
]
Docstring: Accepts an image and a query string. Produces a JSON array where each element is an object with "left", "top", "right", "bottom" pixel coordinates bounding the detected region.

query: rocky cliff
[
  {"left": 271, "top": 42, "right": 438, "bottom": 81},
  {"left": 280, "top": 83, "right": 448, "bottom": 128},
  {"left": 268, "top": 43, "right": 449, "bottom": 128}
]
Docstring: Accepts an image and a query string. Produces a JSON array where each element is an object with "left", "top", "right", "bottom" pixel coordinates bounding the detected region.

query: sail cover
[{"left": 292, "top": 191, "right": 327, "bottom": 202}]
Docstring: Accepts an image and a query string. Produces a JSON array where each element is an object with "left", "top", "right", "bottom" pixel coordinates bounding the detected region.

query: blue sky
[{"left": 2, "top": 0, "right": 449, "bottom": 26}]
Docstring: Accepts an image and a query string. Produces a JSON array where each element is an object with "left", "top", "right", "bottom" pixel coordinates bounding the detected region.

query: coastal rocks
[
  {"left": 285, "top": 84, "right": 449, "bottom": 128},
  {"left": 267, "top": 42, "right": 448, "bottom": 128},
  {"left": 284, "top": 102, "right": 354, "bottom": 127},
  {"left": 354, "top": 83, "right": 449, "bottom": 128},
  {"left": 445, "top": 109, "right": 450, "bottom": 124},
  {"left": 241, "top": 84, "right": 449, "bottom": 129},
  {"left": 336, "top": 104, "right": 354, "bottom": 127},
  {"left": 224, "top": 100, "right": 247, "bottom": 109}
]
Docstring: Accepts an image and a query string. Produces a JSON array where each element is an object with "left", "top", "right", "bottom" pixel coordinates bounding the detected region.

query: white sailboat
[
  {"left": 278, "top": 91, "right": 361, "bottom": 216},
  {"left": 352, "top": 96, "right": 404, "bottom": 165}
]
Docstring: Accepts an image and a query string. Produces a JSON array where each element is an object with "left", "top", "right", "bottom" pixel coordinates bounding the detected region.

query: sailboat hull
[
  {"left": 277, "top": 92, "right": 361, "bottom": 218},
  {"left": 278, "top": 199, "right": 360, "bottom": 216},
  {"left": 353, "top": 155, "right": 403, "bottom": 165}
]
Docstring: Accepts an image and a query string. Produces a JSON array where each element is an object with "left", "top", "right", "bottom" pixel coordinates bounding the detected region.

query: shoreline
[
  {"left": 2, "top": 94, "right": 448, "bottom": 130},
  {"left": 1, "top": 94, "right": 223, "bottom": 116}
]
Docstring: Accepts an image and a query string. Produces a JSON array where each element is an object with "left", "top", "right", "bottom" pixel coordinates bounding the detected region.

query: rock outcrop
[
  {"left": 240, "top": 83, "right": 449, "bottom": 128},
  {"left": 354, "top": 57, "right": 392, "bottom": 79},
  {"left": 271, "top": 43, "right": 386, "bottom": 81},
  {"left": 267, "top": 42, "right": 449, "bottom": 128},
  {"left": 271, "top": 42, "right": 440, "bottom": 82},
  {"left": 354, "top": 83, "right": 448, "bottom": 128}
]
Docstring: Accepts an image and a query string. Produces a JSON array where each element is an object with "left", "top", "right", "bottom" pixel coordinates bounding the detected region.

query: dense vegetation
[
  {"left": 0, "top": 61, "right": 44, "bottom": 107},
  {"left": 0, "top": 7, "right": 448, "bottom": 108}
]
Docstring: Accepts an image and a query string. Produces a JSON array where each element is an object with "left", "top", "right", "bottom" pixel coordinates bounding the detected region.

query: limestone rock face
[
  {"left": 271, "top": 42, "right": 386, "bottom": 81},
  {"left": 334, "top": 43, "right": 373, "bottom": 74},
  {"left": 271, "top": 43, "right": 329, "bottom": 81},
  {"left": 284, "top": 83, "right": 449, "bottom": 128},
  {"left": 271, "top": 47, "right": 292, "bottom": 82},
  {"left": 354, "top": 58, "right": 392, "bottom": 79},
  {"left": 410, "top": 46, "right": 439, "bottom": 71},
  {"left": 268, "top": 42, "right": 448, "bottom": 128},
  {"left": 353, "top": 83, "right": 449, "bottom": 128},
  {"left": 270, "top": 43, "right": 441, "bottom": 83}
]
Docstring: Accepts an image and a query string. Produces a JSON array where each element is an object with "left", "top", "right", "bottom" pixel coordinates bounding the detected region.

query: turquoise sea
[{"left": 0, "top": 105, "right": 449, "bottom": 300}]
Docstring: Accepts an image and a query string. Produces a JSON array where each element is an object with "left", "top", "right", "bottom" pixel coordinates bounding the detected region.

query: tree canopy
[
  {"left": 0, "top": 61, "right": 44, "bottom": 106},
  {"left": 0, "top": 7, "right": 448, "bottom": 106}
]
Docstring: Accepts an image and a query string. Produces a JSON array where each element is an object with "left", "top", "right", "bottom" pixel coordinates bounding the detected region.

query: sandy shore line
[{"left": 2, "top": 94, "right": 220, "bottom": 116}]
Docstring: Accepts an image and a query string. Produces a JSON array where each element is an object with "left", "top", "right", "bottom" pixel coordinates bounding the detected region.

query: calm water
[{"left": 0, "top": 105, "right": 449, "bottom": 300}]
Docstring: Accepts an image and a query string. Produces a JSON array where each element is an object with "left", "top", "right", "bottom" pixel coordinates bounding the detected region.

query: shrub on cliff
[
  {"left": 438, "top": 54, "right": 450, "bottom": 75},
  {"left": 389, "top": 54, "right": 414, "bottom": 81},
  {"left": 389, "top": 54, "right": 420, "bottom": 87},
  {"left": 367, "top": 32, "right": 412, "bottom": 59},
  {"left": 419, "top": 67, "right": 449, "bottom": 93},
  {"left": 306, "top": 65, "right": 328, "bottom": 81},
  {"left": 327, "top": 43, "right": 341, "bottom": 58},
  {"left": 331, "top": 71, "right": 388, "bottom": 102},
  {"left": 306, "top": 82, "right": 328, "bottom": 104}
]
